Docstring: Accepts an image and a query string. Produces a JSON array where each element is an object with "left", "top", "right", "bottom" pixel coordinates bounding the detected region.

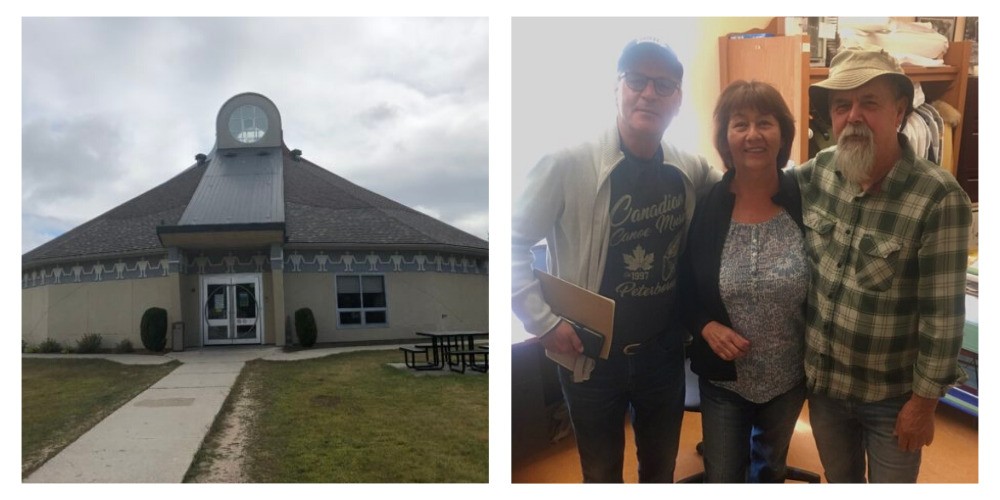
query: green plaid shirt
[{"left": 795, "top": 135, "right": 971, "bottom": 402}]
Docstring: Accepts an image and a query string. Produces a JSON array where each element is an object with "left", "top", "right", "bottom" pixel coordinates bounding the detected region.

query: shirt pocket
[
  {"left": 854, "top": 232, "right": 901, "bottom": 292},
  {"left": 802, "top": 210, "right": 836, "bottom": 264}
]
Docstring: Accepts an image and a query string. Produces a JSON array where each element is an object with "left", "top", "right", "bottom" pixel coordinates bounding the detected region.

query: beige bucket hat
[{"left": 810, "top": 48, "right": 914, "bottom": 121}]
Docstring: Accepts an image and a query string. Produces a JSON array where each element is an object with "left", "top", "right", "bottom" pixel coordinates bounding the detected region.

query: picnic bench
[
  {"left": 399, "top": 344, "right": 439, "bottom": 370},
  {"left": 446, "top": 344, "right": 489, "bottom": 373},
  {"left": 399, "top": 331, "right": 488, "bottom": 373}
]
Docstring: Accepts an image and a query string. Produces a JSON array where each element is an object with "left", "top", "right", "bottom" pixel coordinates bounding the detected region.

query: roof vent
[{"left": 291, "top": 149, "right": 302, "bottom": 162}]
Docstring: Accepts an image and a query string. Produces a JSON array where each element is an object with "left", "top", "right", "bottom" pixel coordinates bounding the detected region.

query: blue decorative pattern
[
  {"left": 23, "top": 249, "right": 488, "bottom": 289},
  {"left": 281, "top": 250, "right": 487, "bottom": 274},
  {"left": 23, "top": 254, "right": 171, "bottom": 289}
]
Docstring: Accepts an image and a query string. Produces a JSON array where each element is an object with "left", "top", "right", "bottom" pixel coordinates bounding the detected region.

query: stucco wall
[
  {"left": 283, "top": 271, "right": 488, "bottom": 343},
  {"left": 21, "top": 286, "right": 49, "bottom": 345},
  {"left": 180, "top": 274, "right": 201, "bottom": 346},
  {"left": 24, "top": 267, "right": 487, "bottom": 348},
  {"left": 21, "top": 277, "right": 180, "bottom": 349},
  {"left": 261, "top": 272, "right": 276, "bottom": 344}
]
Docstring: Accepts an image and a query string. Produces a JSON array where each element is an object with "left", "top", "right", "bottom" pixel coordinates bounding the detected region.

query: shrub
[
  {"left": 294, "top": 308, "right": 318, "bottom": 348},
  {"left": 140, "top": 307, "right": 169, "bottom": 352},
  {"left": 114, "top": 339, "right": 134, "bottom": 354},
  {"left": 22, "top": 339, "right": 27, "bottom": 353},
  {"left": 38, "top": 339, "right": 62, "bottom": 353},
  {"left": 76, "top": 333, "right": 104, "bottom": 354}
]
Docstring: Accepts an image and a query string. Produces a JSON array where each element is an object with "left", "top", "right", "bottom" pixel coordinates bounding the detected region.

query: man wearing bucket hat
[
  {"left": 512, "top": 37, "right": 719, "bottom": 482},
  {"left": 796, "top": 48, "right": 971, "bottom": 482}
]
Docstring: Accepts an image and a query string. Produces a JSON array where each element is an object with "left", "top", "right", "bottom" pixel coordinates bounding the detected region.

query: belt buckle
[{"left": 622, "top": 343, "right": 642, "bottom": 355}]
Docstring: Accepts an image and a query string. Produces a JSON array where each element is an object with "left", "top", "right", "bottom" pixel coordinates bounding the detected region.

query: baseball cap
[{"left": 617, "top": 37, "right": 684, "bottom": 80}]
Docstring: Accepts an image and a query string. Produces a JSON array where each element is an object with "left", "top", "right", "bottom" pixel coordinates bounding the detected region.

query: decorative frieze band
[
  {"left": 23, "top": 249, "right": 488, "bottom": 289},
  {"left": 23, "top": 254, "right": 171, "bottom": 289},
  {"left": 281, "top": 250, "right": 487, "bottom": 274}
]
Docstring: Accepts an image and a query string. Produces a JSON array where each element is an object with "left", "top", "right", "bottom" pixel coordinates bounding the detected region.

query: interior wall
[{"left": 512, "top": 17, "right": 772, "bottom": 202}]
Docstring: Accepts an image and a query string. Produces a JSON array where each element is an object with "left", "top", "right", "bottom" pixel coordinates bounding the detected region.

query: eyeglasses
[{"left": 620, "top": 72, "right": 680, "bottom": 97}]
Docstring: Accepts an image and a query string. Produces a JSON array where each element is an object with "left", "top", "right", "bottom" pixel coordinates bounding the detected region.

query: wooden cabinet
[
  {"left": 719, "top": 34, "right": 812, "bottom": 164},
  {"left": 957, "top": 76, "right": 978, "bottom": 202},
  {"left": 719, "top": 34, "right": 972, "bottom": 172}
]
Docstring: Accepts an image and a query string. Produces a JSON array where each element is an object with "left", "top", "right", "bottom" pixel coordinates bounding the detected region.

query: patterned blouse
[{"left": 712, "top": 210, "right": 807, "bottom": 403}]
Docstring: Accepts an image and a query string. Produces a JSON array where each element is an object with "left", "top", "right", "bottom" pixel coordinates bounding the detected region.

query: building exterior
[{"left": 22, "top": 93, "right": 488, "bottom": 349}]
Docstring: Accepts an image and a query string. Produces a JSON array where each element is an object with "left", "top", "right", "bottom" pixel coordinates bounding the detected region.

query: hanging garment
[
  {"left": 903, "top": 111, "right": 931, "bottom": 160},
  {"left": 928, "top": 104, "right": 945, "bottom": 166},
  {"left": 915, "top": 104, "right": 942, "bottom": 165},
  {"left": 932, "top": 100, "right": 963, "bottom": 175}
]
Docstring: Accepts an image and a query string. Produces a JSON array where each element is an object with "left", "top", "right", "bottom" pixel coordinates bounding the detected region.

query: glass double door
[{"left": 202, "top": 274, "right": 263, "bottom": 345}]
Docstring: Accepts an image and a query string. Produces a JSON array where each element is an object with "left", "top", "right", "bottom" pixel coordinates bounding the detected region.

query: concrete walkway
[{"left": 24, "top": 344, "right": 410, "bottom": 483}]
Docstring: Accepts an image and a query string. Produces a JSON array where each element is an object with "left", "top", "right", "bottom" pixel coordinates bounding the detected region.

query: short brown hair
[{"left": 713, "top": 80, "right": 796, "bottom": 171}]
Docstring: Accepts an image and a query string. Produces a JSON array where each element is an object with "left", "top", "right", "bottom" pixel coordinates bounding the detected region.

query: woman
[{"left": 680, "top": 80, "right": 807, "bottom": 483}]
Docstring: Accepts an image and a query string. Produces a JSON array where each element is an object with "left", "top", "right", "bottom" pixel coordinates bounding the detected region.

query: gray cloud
[
  {"left": 356, "top": 102, "right": 402, "bottom": 129},
  {"left": 21, "top": 116, "right": 127, "bottom": 221},
  {"left": 21, "top": 17, "right": 489, "bottom": 253}
]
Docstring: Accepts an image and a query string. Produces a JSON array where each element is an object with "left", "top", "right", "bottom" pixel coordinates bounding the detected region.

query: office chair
[{"left": 676, "top": 358, "right": 821, "bottom": 483}]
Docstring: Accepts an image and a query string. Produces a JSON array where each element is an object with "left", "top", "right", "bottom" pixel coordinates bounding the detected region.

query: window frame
[{"left": 334, "top": 273, "right": 389, "bottom": 328}]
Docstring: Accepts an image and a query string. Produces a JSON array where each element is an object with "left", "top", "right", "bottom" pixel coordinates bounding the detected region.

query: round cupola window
[{"left": 228, "top": 104, "right": 269, "bottom": 144}]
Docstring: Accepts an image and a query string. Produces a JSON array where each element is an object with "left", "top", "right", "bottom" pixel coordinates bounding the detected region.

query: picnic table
[{"left": 400, "top": 330, "right": 488, "bottom": 373}]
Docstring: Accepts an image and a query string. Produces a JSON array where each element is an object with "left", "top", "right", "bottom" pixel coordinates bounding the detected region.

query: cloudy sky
[{"left": 21, "top": 17, "right": 488, "bottom": 253}]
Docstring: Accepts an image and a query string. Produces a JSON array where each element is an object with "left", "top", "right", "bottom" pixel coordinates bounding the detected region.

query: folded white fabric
[{"left": 839, "top": 19, "right": 949, "bottom": 65}]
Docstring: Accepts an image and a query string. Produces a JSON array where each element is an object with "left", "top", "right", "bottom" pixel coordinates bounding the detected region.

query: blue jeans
[
  {"left": 808, "top": 392, "right": 921, "bottom": 483},
  {"left": 699, "top": 378, "right": 806, "bottom": 482},
  {"left": 557, "top": 335, "right": 686, "bottom": 483}
]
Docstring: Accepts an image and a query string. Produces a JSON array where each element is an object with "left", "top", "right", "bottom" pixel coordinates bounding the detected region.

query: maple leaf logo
[{"left": 624, "top": 245, "right": 654, "bottom": 272}]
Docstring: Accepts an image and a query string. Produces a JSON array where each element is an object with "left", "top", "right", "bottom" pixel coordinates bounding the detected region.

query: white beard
[{"left": 833, "top": 124, "right": 876, "bottom": 186}]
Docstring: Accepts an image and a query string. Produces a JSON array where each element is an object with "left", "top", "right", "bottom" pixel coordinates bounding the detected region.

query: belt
[{"left": 621, "top": 335, "right": 661, "bottom": 355}]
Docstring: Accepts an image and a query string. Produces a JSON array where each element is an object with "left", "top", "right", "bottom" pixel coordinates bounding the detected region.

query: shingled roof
[{"left": 23, "top": 146, "right": 488, "bottom": 267}]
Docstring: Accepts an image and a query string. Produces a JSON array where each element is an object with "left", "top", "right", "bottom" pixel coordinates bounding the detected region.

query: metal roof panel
[{"left": 178, "top": 147, "right": 284, "bottom": 225}]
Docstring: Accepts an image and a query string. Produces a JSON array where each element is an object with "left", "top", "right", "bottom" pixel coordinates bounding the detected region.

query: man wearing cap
[
  {"left": 512, "top": 38, "right": 719, "bottom": 482},
  {"left": 796, "top": 48, "right": 971, "bottom": 482}
]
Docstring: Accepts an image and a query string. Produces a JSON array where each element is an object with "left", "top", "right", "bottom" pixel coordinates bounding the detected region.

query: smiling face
[
  {"left": 712, "top": 80, "right": 795, "bottom": 172},
  {"left": 615, "top": 54, "right": 682, "bottom": 144},
  {"left": 727, "top": 108, "right": 782, "bottom": 173}
]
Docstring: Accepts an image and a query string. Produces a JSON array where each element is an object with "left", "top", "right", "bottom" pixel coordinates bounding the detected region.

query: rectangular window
[{"left": 336, "top": 275, "right": 388, "bottom": 327}]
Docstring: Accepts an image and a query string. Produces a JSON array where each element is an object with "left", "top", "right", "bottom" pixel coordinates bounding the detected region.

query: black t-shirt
[{"left": 598, "top": 147, "right": 686, "bottom": 347}]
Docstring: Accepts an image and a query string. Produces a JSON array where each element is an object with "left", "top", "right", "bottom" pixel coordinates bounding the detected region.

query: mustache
[{"left": 839, "top": 123, "right": 873, "bottom": 141}]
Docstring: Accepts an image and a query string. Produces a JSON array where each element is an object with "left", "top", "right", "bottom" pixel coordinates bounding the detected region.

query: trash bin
[{"left": 171, "top": 322, "right": 185, "bottom": 351}]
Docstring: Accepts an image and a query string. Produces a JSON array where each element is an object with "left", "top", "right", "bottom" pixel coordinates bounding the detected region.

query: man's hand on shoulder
[{"left": 540, "top": 320, "right": 584, "bottom": 356}]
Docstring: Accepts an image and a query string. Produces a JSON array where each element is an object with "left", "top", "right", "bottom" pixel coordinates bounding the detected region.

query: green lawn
[
  {"left": 22, "top": 358, "right": 180, "bottom": 477},
  {"left": 191, "top": 350, "right": 488, "bottom": 482}
]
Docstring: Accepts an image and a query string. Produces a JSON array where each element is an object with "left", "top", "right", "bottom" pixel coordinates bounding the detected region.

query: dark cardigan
[{"left": 679, "top": 168, "right": 805, "bottom": 381}]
